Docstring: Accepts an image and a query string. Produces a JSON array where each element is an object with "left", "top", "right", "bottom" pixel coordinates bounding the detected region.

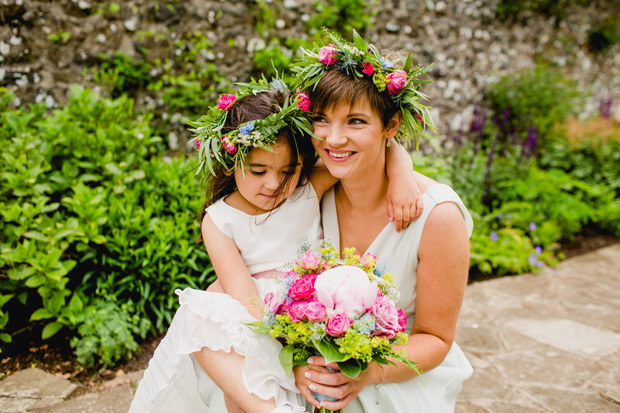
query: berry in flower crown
[
  {"left": 186, "top": 76, "right": 314, "bottom": 177},
  {"left": 292, "top": 29, "right": 436, "bottom": 150}
]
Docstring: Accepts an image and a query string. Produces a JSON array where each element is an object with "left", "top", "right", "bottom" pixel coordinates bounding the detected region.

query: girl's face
[
  {"left": 312, "top": 97, "right": 400, "bottom": 181},
  {"left": 232, "top": 138, "right": 302, "bottom": 214}
]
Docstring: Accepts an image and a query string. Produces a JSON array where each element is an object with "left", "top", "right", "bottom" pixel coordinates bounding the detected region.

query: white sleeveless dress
[
  {"left": 129, "top": 184, "right": 322, "bottom": 413},
  {"left": 319, "top": 183, "right": 474, "bottom": 413}
]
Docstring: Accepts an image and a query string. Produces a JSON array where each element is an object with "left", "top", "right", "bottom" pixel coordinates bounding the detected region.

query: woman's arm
[
  {"left": 309, "top": 158, "right": 339, "bottom": 201},
  {"left": 201, "top": 214, "right": 264, "bottom": 320},
  {"left": 294, "top": 201, "right": 470, "bottom": 410}
]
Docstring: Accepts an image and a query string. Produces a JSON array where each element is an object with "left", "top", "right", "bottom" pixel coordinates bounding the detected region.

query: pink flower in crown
[
  {"left": 297, "top": 250, "right": 321, "bottom": 270},
  {"left": 217, "top": 94, "right": 237, "bottom": 110},
  {"left": 305, "top": 300, "right": 326, "bottom": 323},
  {"left": 386, "top": 70, "right": 408, "bottom": 95},
  {"left": 360, "top": 253, "right": 377, "bottom": 268},
  {"left": 326, "top": 312, "right": 352, "bottom": 336},
  {"left": 369, "top": 295, "right": 400, "bottom": 339},
  {"left": 361, "top": 62, "right": 375, "bottom": 76},
  {"left": 318, "top": 43, "right": 338, "bottom": 66},
  {"left": 288, "top": 274, "right": 316, "bottom": 300},
  {"left": 196, "top": 138, "right": 200, "bottom": 150},
  {"left": 396, "top": 308, "right": 407, "bottom": 333},
  {"left": 295, "top": 89, "right": 311, "bottom": 112},
  {"left": 221, "top": 136, "right": 237, "bottom": 155}
]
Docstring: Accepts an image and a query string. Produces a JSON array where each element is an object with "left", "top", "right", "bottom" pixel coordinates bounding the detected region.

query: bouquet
[{"left": 248, "top": 244, "right": 421, "bottom": 413}]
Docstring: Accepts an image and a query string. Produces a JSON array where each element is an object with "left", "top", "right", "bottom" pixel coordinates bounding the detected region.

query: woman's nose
[{"left": 324, "top": 125, "right": 347, "bottom": 147}]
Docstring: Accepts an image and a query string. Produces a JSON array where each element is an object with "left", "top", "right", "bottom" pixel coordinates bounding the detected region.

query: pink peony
[
  {"left": 298, "top": 250, "right": 321, "bottom": 270},
  {"left": 305, "top": 300, "right": 326, "bottom": 323},
  {"left": 326, "top": 312, "right": 352, "bottom": 336},
  {"left": 288, "top": 300, "right": 309, "bottom": 322},
  {"left": 361, "top": 62, "right": 375, "bottom": 76},
  {"left": 318, "top": 43, "right": 338, "bottom": 66},
  {"left": 288, "top": 274, "right": 316, "bottom": 300},
  {"left": 386, "top": 70, "right": 408, "bottom": 95},
  {"left": 296, "top": 89, "right": 311, "bottom": 112},
  {"left": 397, "top": 308, "right": 407, "bottom": 333},
  {"left": 217, "top": 94, "right": 237, "bottom": 110},
  {"left": 314, "top": 265, "right": 379, "bottom": 317},
  {"left": 221, "top": 136, "right": 237, "bottom": 155},
  {"left": 369, "top": 296, "right": 401, "bottom": 339}
]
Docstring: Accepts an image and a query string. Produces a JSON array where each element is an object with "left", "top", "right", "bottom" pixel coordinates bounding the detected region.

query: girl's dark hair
[
  {"left": 307, "top": 69, "right": 399, "bottom": 128},
  {"left": 199, "top": 91, "right": 316, "bottom": 222}
]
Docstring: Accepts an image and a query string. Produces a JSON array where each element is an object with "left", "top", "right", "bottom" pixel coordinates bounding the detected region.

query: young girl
[{"left": 130, "top": 82, "right": 422, "bottom": 413}]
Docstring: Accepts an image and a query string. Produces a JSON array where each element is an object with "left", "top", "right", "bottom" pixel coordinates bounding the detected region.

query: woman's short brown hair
[{"left": 307, "top": 69, "right": 399, "bottom": 128}]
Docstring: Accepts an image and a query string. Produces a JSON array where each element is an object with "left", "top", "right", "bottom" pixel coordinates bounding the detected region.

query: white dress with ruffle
[
  {"left": 129, "top": 184, "right": 322, "bottom": 413},
  {"left": 319, "top": 183, "right": 474, "bottom": 413}
]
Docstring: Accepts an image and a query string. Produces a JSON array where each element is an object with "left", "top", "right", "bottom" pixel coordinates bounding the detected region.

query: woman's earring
[{"left": 386, "top": 139, "right": 392, "bottom": 148}]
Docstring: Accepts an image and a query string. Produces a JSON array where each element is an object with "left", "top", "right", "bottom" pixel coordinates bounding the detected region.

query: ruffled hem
[{"left": 129, "top": 283, "right": 306, "bottom": 413}]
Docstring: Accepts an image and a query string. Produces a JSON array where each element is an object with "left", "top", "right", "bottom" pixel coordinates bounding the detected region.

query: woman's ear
[{"left": 385, "top": 112, "right": 403, "bottom": 139}]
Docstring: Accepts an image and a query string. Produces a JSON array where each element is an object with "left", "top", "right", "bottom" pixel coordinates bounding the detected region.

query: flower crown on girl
[
  {"left": 292, "top": 29, "right": 436, "bottom": 150},
  {"left": 187, "top": 77, "right": 314, "bottom": 177}
]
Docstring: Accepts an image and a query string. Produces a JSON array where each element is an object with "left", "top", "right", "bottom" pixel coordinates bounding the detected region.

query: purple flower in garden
[
  {"left": 490, "top": 232, "right": 498, "bottom": 242},
  {"left": 536, "top": 261, "right": 544, "bottom": 268},
  {"left": 529, "top": 222, "right": 537, "bottom": 232},
  {"left": 600, "top": 96, "right": 613, "bottom": 119},
  {"left": 495, "top": 214, "right": 501, "bottom": 220},
  {"left": 535, "top": 245, "right": 543, "bottom": 255},
  {"left": 528, "top": 254, "right": 538, "bottom": 266}
]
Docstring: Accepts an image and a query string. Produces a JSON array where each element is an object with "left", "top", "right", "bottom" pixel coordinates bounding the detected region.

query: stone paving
[{"left": 1, "top": 243, "right": 619, "bottom": 412}]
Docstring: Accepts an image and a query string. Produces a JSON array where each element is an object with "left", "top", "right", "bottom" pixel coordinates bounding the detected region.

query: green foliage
[
  {"left": 93, "top": 53, "right": 153, "bottom": 98},
  {"left": 495, "top": 0, "right": 589, "bottom": 22},
  {"left": 70, "top": 299, "right": 150, "bottom": 369},
  {"left": 307, "top": 0, "right": 378, "bottom": 34},
  {"left": 486, "top": 65, "right": 578, "bottom": 142},
  {"left": 48, "top": 31, "right": 71, "bottom": 44},
  {"left": 0, "top": 87, "right": 214, "bottom": 366}
]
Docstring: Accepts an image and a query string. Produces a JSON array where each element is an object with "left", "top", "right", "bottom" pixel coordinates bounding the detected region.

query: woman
[{"left": 292, "top": 32, "right": 474, "bottom": 412}]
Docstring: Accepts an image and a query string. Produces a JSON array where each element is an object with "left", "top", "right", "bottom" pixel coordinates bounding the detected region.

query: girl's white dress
[
  {"left": 319, "top": 183, "right": 474, "bottom": 413},
  {"left": 129, "top": 184, "right": 322, "bottom": 413}
]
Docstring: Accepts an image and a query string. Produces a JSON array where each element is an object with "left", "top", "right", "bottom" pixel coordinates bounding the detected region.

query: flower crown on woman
[
  {"left": 292, "top": 29, "right": 436, "bottom": 150},
  {"left": 187, "top": 76, "right": 314, "bottom": 177}
]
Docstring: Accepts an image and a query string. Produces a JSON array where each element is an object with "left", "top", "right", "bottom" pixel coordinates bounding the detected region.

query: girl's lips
[{"left": 325, "top": 149, "right": 354, "bottom": 161}]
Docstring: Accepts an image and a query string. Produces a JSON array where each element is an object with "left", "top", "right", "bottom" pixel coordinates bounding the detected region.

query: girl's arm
[
  {"left": 293, "top": 202, "right": 470, "bottom": 411},
  {"left": 201, "top": 214, "right": 264, "bottom": 320},
  {"left": 386, "top": 141, "right": 423, "bottom": 232}
]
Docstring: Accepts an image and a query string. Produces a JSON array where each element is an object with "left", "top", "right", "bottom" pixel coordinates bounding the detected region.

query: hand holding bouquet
[{"left": 248, "top": 244, "right": 420, "bottom": 412}]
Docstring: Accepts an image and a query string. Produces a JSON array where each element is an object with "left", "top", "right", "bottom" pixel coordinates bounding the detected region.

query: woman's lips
[{"left": 325, "top": 149, "right": 354, "bottom": 161}]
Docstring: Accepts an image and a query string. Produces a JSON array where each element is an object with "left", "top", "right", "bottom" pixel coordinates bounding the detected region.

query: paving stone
[
  {"left": 34, "top": 385, "right": 136, "bottom": 413},
  {"left": 523, "top": 384, "right": 620, "bottom": 413},
  {"left": 0, "top": 396, "right": 38, "bottom": 413},
  {"left": 0, "top": 368, "right": 77, "bottom": 399},
  {"left": 505, "top": 318, "right": 620, "bottom": 360}
]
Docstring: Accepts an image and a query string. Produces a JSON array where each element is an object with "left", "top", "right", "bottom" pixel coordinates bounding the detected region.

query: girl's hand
[
  {"left": 387, "top": 179, "right": 423, "bottom": 232},
  {"left": 294, "top": 356, "right": 382, "bottom": 410}
]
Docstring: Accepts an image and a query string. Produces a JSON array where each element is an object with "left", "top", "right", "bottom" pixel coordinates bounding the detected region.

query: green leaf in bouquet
[
  {"left": 279, "top": 344, "right": 295, "bottom": 377},
  {"left": 314, "top": 338, "right": 348, "bottom": 363},
  {"left": 337, "top": 359, "right": 365, "bottom": 378}
]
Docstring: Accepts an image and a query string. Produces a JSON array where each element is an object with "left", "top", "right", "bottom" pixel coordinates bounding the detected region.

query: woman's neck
[{"left": 337, "top": 166, "right": 388, "bottom": 213}]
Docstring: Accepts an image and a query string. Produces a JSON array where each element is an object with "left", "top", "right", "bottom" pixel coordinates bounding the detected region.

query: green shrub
[
  {"left": 0, "top": 86, "right": 214, "bottom": 365},
  {"left": 587, "top": 20, "right": 619, "bottom": 52},
  {"left": 486, "top": 65, "right": 578, "bottom": 143}
]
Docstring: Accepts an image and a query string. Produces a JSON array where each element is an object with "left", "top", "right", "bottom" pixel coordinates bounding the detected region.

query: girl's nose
[{"left": 264, "top": 173, "right": 281, "bottom": 191}]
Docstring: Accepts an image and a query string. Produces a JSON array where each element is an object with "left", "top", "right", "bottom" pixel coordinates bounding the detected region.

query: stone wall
[{"left": 1, "top": 0, "right": 619, "bottom": 137}]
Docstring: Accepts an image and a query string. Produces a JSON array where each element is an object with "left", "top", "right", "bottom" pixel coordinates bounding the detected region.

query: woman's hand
[{"left": 294, "top": 356, "right": 382, "bottom": 410}]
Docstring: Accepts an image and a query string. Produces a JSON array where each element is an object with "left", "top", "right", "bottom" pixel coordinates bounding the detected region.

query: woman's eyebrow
[{"left": 347, "top": 112, "right": 371, "bottom": 118}]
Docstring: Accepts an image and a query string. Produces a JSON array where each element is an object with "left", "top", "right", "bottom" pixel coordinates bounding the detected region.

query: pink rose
[
  {"left": 221, "top": 136, "right": 237, "bottom": 155},
  {"left": 369, "top": 296, "right": 400, "bottom": 339},
  {"left": 264, "top": 292, "right": 284, "bottom": 315},
  {"left": 318, "top": 43, "right": 338, "bottom": 66},
  {"left": 362, "top": 62, "right": 375, "bottom": 76},
  {"left": 326, "top": 312, "right": 352, "bottom": 336},
  {"left": 288, "top": 300, "right": 309, "bottom": 322},
  {"left": 305, "top": 300, "right": 326, "bottom": 323},
  {"left": 297, "top": 250, "right": 321, "bottom": 270},
  {"left": 295, "top": 89, "right": 311, "bottom": 112},
  {"left": 196, "top": 138, "right": 200, "bottom": 150},
  {"left": 217, "top": 94, "right": 237, "bottom": 110},
  {"left": 288, "top": 275, "right": 316, "bottom": 300},
  {"left": 386, "top": 70, "right": 408, "bottom": 95},
  {"left": 314, "top": 266, "right": 378, "bottom": 317},
  {"left": 397, "top": 308, "right": 407, "bottom": 333}
]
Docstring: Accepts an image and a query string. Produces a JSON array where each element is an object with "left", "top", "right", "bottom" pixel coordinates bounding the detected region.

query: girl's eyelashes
[{"left": 250, "top": 170, "right": 266, "bottom": 176}]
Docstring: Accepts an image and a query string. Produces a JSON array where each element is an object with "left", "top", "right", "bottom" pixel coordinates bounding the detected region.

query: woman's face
[{"left": 311, "top": 97, "right": 400, "bottom": 181}]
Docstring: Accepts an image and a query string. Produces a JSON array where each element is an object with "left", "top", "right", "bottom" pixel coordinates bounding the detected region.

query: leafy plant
[
  {"left": 588, "top": 20, "right": 620, "bottom": 52},
  {"left": 48, "top": 31, "right": 71, "bottom": 44}
]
